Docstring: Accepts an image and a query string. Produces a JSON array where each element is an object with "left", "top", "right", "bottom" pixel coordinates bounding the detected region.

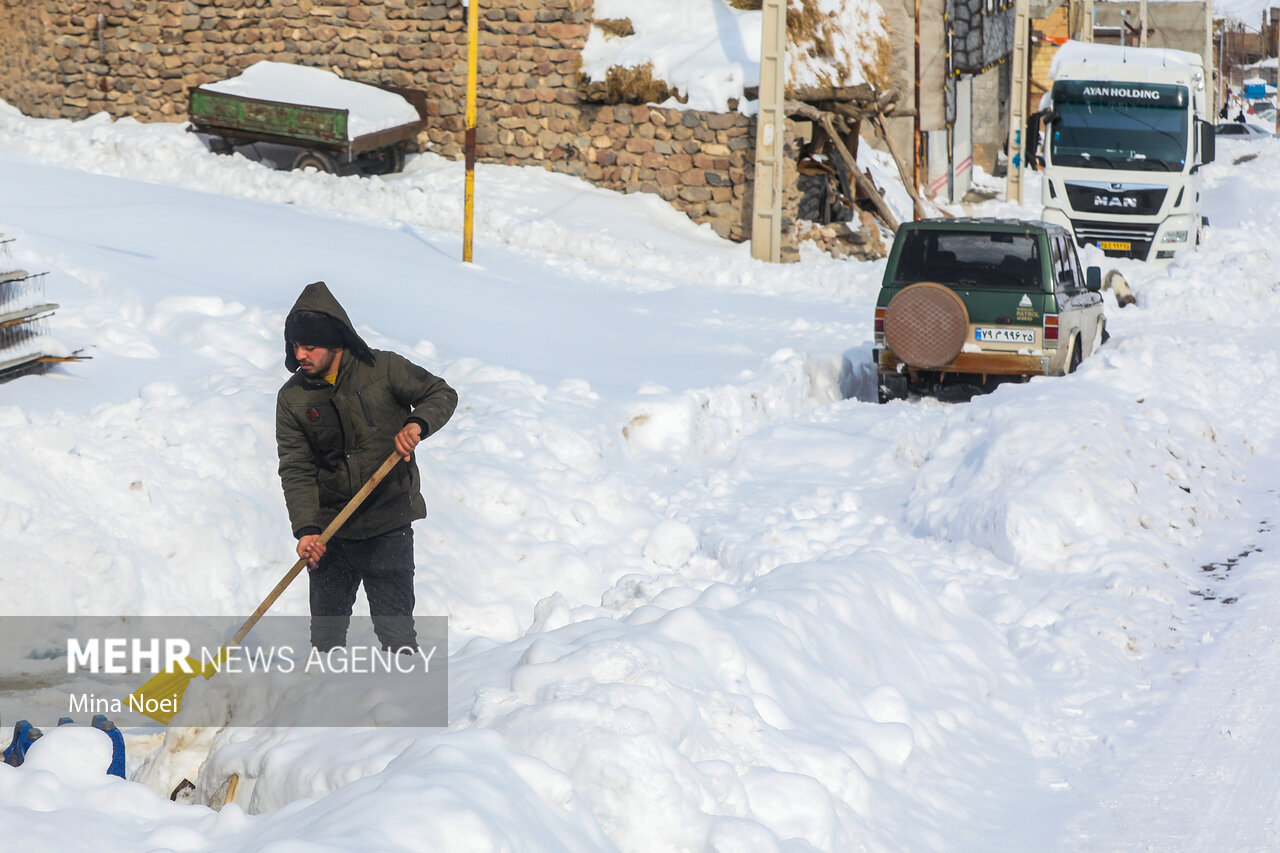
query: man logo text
[{"left": 1092, "top": 196, "right": 1137, "bottom": 208}]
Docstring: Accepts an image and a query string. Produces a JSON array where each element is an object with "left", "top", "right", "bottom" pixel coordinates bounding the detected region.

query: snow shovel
[{"left": 128, "top": 450, "right": 404, "bottom": 724}]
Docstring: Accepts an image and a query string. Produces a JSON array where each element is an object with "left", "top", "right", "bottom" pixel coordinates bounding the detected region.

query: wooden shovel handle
[{"left": 229, "top": 450, "right": 403, "bottom": 647}]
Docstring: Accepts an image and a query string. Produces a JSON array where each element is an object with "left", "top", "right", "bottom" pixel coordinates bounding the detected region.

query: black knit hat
[{"left": 285, "top": 310, "right": 345, "bottom": 349}]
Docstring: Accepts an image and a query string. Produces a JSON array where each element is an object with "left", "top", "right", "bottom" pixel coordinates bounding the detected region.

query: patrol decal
[
  {"left": 306, "top": 407, "right": 320, "bottom": 423},
  {"left": 1016, "top": 293, "right": 1039, "bottom": 323}
]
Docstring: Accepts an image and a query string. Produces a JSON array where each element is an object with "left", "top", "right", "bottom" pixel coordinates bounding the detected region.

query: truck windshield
[
  {"left": 1048, "top": 82, "right": 1190, "bottom": 172},
  {"left": 893, "top": 230, "right": 1042, "bottom": 290}
]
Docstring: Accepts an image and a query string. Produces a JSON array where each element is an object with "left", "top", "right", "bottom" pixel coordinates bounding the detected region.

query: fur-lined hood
[{"left": 282, "top": 281, "right": 375, "bottom": 373}]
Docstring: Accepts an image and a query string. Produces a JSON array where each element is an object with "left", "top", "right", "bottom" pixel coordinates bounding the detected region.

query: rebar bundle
[
  {"left": 0, "top": 316, "right": 49, "bottom": 363},
  {"left": 0, "top": 234, "right": 81, "bottom": 381},
  {"left": 0, "top": 271, "right": 44, "bottom": 318}
]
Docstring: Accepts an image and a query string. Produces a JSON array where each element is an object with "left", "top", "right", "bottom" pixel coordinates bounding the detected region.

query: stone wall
[{"left": 0, "top": 0, "right": 779, "bottom": 246}]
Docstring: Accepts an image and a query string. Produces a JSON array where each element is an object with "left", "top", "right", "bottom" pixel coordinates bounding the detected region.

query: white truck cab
[{"left": 1028, "top": 41, "right": 1216, "bottom": 267}]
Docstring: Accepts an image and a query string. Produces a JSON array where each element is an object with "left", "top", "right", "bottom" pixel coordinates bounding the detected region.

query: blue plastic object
[
  {"left": 91, "top": 715, "right": 126, "bottom": 779},
  {"left": 3, "top": 720, "right": 42, "bottom": 767},
  {"left": 2, "top": 717, "right": 124, "bottom": 777}
]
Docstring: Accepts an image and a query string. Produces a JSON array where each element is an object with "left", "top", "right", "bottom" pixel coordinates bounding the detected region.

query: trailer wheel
[
  {"left": 363, "top": 145, "right": 405, "bottom": 176},
  {"left": 291, "top": 150, "right": 338, "bottom": 174}
]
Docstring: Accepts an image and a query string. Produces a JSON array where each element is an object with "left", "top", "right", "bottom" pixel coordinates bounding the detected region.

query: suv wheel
[
  {"left": 1068, "top": 337, "right": 1083, "bottom": 374},
  {"left": 877, "top": 374, "right": 909, "bottom": 404}
]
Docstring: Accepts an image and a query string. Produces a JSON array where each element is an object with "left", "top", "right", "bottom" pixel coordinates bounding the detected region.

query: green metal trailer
[{"left": 186, "top": 82, "right": 429, "bottom": 176}]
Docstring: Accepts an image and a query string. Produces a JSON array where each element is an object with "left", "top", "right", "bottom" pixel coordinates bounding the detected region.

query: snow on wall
[{"left": 582, "top": 0, "right": 887, "bottom": 113}]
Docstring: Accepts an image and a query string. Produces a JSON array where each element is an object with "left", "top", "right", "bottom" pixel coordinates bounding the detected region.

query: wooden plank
[
  {"left": 1006, "top": 0, "right": 1031, "bottom": 203},
  {"left": 36, "top": 355, "right": 91, "bottom": 364},
  {"left": 788, "top": 83, "right": 876, "bottom": 103},
  {"left": 751, "top": 0, "right": 787, "bottom": 262}
]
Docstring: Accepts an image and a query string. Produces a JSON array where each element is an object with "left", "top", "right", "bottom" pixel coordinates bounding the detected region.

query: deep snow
[{"left": 0, "top": 102, "right": 1279, "bottom": 851}]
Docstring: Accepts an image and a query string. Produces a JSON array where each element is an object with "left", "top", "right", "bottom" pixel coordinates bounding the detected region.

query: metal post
[
  {"left": 750, "top": 0, "right": 786, "bottom": 262},
  {"left": 1006, "top": 0, "right": 1030, "bottom": 203},
  {"left": 463, "top": 0, "right": 478, "bottom": 263},
  {"left": 913, "top": 0, "right": 922, "bottom": 215},
  {"left": 1205, "top": 0, "right": 1215, "bottom": 113}
]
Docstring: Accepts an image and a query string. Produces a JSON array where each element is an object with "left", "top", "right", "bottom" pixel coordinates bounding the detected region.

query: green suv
[{"left": 873, "top": 218, "right": 1106, "bottom": 402}]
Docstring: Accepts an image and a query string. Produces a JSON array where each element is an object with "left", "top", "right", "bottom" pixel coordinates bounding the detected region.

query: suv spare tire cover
[{"left": 884, "top": 282, "right": 970, "bottom": 369}]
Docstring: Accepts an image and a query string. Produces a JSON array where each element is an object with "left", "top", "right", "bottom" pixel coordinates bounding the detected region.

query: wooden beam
[
  {"left": 751, "top": 0, "right": 788, "bottom": 262},
  {"left": 785, "top": 100, "right": 899, "bottom": 232},
  {"left": 1006, "top": 0, "right": 1031, "bottom": 203},
  {"left": 871, "top": 113, "right": 929, "bottom": 221}
]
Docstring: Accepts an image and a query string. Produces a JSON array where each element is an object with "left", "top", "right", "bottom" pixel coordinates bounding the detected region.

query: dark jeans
[{"left": 308, "top": 525, "right": 417, "bottom": 651}]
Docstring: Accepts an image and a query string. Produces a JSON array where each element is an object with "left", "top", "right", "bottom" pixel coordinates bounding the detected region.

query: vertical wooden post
[
  {"left": 1082, "top": 0, "right": 1094, "bottom": 42},
  {"left": 1139, "top": 0, "right": 1149, "bottom": 47},
  {"left": 463, "top": 0, "right": 479, "bottom": 263},
  {"left": 1006, "top": 0, "right": 1030, "bottom": 203},
  {"left": 750, "top": 0, "right": 786, "bottom": 262}
]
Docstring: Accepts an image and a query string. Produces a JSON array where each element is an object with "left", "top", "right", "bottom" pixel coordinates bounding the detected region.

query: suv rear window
[{"left": 893, "top": 230, "right": 1043, "bottom": 290}]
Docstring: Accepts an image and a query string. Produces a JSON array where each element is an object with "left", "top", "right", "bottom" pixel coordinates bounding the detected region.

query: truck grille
[
  {"left": 1064, "top": 183, "right": 1167, "bottom": 216},
  {"left": 1071, "top": 220, "right": 1159, "bottom": 260}
]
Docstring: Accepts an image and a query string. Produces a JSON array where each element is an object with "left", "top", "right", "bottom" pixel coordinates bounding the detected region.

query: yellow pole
[{"left": 463, "top": 0, "right": 478, "bottom": 263}]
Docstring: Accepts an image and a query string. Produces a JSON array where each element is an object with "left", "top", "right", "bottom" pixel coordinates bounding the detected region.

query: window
[
  {"left": 894, "top": 230, "right": 1041, "bottom": 289},
  {"left": 1051, "top": 236, "right": 1083, "bottom": 293}
]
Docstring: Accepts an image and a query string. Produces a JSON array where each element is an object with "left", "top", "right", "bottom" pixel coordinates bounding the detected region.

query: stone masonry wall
[{"left": 0, "top": 0, "right": 777, "bottom": 247}]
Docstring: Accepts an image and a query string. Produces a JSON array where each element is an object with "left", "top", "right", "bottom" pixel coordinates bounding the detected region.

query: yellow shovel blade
[{"left": 127, "top": 650, "right": 227, "bottom": 724}]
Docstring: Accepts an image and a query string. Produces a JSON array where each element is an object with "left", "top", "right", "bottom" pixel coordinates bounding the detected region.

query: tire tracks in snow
[{"left": 1065, "top": 528, "right": 1280, "bottom": 852}]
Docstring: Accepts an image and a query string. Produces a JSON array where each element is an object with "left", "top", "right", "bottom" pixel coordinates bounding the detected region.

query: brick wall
[
  {"left": 0, "top": 0, "right": 780, "bottom": 247},
  {"left": 1030, "top": 5, "right": 1069, "bottom": 111}
]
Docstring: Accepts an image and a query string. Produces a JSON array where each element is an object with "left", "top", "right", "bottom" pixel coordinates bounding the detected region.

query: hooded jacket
[{"left": 276, "top": 282, "right": 457, "bottom": 540}]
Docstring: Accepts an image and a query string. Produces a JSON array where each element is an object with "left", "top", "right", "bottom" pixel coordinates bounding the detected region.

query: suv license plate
[
  {"left": 1099, "top": 240, "right": 1131, "bottom": 251},
  {"left": 975, "top": 327, "right": 1035, "bottom": 344}
]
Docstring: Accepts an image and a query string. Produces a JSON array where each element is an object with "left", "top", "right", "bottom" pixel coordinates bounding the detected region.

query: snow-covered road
[
  {"left": 2, "top": 104, "right": 1280, "bottom": 851},
  {"left": 1069, "top": 517, "right": 1280, "bottom": 852}
]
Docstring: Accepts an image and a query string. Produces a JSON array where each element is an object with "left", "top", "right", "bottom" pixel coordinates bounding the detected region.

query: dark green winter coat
[{"left": 275, "top": 282, "right": 457, "bottom": 540}]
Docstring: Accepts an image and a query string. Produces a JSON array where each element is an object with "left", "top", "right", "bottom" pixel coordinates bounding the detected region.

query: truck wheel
[{"left": 292, "top": 150, "right": 338, "bottom": 174}]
